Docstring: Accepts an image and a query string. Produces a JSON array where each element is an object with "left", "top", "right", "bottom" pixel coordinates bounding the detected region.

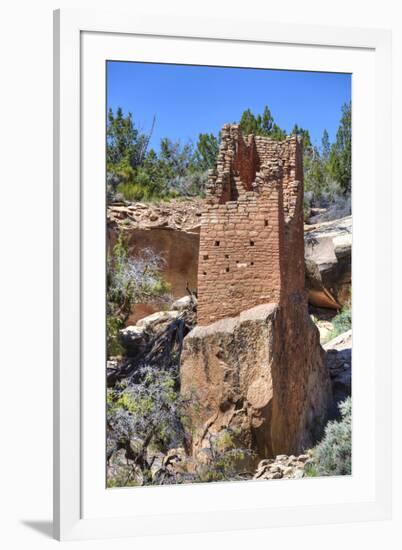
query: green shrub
[
  {"left": 107, "top": 365, "right": 185, "bottom": 463},
  {"left": 305, "top": 397, "right": 351, "bottom": 477},
  {"left": 106, "top": 232, "right": 171, "bottom": 359},
  {"left": 107, "top": 315, "right": 124, "bottom": 357},
  {"left": 106, "top": 464, "right": 140, "bottom": 488},
  {"left": 303, "top": 193, "right": 312, "bottom": 222},
  {"left": 328, "top": 305, "right": 352, "bottom": 340},
  {"left": 116, "top": 182, "right": 147, "bottom": 202}
]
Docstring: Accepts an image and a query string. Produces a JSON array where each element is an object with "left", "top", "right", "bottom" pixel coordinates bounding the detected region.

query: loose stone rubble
[{"left": 253, "top": 453, "right": 311, "bottom": 480}]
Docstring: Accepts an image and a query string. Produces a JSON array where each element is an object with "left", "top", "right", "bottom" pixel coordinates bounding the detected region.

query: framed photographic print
[{"left": 53, "top": 8, "right": 392, "bottom": 541}]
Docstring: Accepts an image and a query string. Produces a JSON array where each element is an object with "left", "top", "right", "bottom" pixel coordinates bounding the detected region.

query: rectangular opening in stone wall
[
  {"left": 264, "top": 220, "right": 268, "bottom": 226},
  {"left": 215, "top": 241, "right": 220, "bottom": 246},
  {"left": 203, "top": 271, "right": 207, "bottom": 275},
  {"left": 203, "top": 255, "right": 209, "bottom": 260},
  {"left": 250, "top": 240, "right": 255, "bottom": 246},
  {"left": 251, "top": 261, "right": 254, "bottom": 266},
  {"left": 225, "top": 254, "right": 229, "bottom": 259},
  {"left": 225, "top": 267, "right": 229, "bottom": 273}
]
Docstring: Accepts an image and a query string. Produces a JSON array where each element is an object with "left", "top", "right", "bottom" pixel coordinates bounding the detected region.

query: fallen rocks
[
  {"left": 107, "top": 449, "right": 139, "bottom": 487},
  {"left": 108, "top": 298, "right": 196, "bottom": 386},
  {"left": 253, "top": 453, "right": 311, "bottom": 480},
  {"left": 117, "top": 311, "right": 183, "bottom": 359},
  {"left": 171, "top": 295, "right": 197, "bottom": 312},
  {"left": 136, "top": 310, "right": 180, "bottom": 330},
  {"left": 118, "top": 325, "right": 148, "bottom": 357}
]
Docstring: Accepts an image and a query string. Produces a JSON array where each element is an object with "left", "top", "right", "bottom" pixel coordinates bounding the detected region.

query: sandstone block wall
[{"left": 197, "top": 124, "right": 305, "bottom": 325}]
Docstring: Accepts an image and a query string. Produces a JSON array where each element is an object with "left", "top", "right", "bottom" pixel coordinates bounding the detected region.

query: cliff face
[{"left": 107, "top": 199, "right": 201, "bottom": 323}]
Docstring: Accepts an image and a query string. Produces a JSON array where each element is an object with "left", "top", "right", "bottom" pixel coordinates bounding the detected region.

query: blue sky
[{"left": 107, "top": 61, "right": 351, "bottom": 151}]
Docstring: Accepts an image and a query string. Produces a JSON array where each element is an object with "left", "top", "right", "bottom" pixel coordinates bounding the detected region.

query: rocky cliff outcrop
[
  {"left": 107, "top": 198, "right": 203, "bottom": 232},
  {"left": 107, "top": 200, "right": 201, "bottom": 323},
  {"left": 305, "top": 216, "right": 351, "bottom": 308},
  {"left": 180, "top": 301, "right": 333, "bottom": 460}
]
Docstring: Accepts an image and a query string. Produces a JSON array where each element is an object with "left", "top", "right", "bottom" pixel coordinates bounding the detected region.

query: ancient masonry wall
[{"left": 197, "top": 124, "right": 305, "bottom": 325}]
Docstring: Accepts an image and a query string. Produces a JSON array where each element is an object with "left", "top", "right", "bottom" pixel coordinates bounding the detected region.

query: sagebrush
[{"left": 306, "top": 397, "right": 352, "bottom": 477}]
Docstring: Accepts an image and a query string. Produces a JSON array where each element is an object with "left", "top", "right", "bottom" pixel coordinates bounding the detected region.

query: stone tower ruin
[
  {"left": 197, "top": 124, "right": 305, "bottom": 325},
  {"left": 181, "top": 124, "right": 333, "bottom": 461}
]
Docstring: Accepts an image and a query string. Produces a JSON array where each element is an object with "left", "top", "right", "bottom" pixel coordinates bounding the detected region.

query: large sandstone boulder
[
  {"left": 180, "top": 302, "right": 333, "bottom": 460},
  {"left": 304, "top": 216, "right": 351, "bottom": 308},
  {"left": 118, "top": 311, "right": 181, "bottom": 357},
  {"left": 118, "top": 325, "right": 148, "bottom": 357},
  {"left": 136, "top": 310, "right": 180, "bottom": 330}
]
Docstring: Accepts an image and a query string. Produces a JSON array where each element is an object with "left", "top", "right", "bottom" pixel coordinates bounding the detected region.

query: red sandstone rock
[{"left": 180, "top": 303, "right": 333, "bottom": 458}]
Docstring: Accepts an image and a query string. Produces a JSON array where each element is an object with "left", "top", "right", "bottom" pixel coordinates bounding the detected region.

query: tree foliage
[
  {"left": 328, "top": 103, "right": 352, "bottom": 194},
  {"left": 106, "top": 108, "right": 151, "bottom": 197},
  {"left": 291, "top": 123, "right": 312, "bottom": 149},
  {"left": 106, "top": 103, "right": 352, "bottom": 220},
  {"left": 303, "top": 102, "right": 352, "bottom": 219},
  {"left": 239, "top": 106, "right": 286, "bottom": 140},
  {"left": 194, "top": 133, "right": 219, "bottom": 171},
  {"left": 107, "top": 108, "right": 221, "bottom": 202}
]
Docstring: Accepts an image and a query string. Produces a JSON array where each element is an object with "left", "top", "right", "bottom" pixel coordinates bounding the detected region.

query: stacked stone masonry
[{"left": 197, "top": 124, "right": 305, "bottom": 325}]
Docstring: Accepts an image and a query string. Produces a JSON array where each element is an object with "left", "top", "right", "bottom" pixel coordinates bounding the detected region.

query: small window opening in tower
[
  {"left": 203, "top": 255, "right": 209, "bottom": 260},
  {"left": 215, "top": 240, "right": 220, "bottom": 246},
  {"left": 250, "top": 240, "right": 255, "bottom": 246}
]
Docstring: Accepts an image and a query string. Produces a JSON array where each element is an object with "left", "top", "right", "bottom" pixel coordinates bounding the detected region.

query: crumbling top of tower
[{"left": 206, "top": 124, "right": 302, "bottom": 214}]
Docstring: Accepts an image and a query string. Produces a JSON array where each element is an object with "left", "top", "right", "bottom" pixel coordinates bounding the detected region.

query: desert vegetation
[
  {"left": 327, "top": 304, "right": 352, "bottom": 341},
  {"left": 305, "top": 397, "right": 352, "bottom": 477}
]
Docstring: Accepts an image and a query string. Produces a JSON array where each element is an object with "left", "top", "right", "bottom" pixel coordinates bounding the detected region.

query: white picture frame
[{"left": 53, "top": 8, "right": 392, "bottom": 541}]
